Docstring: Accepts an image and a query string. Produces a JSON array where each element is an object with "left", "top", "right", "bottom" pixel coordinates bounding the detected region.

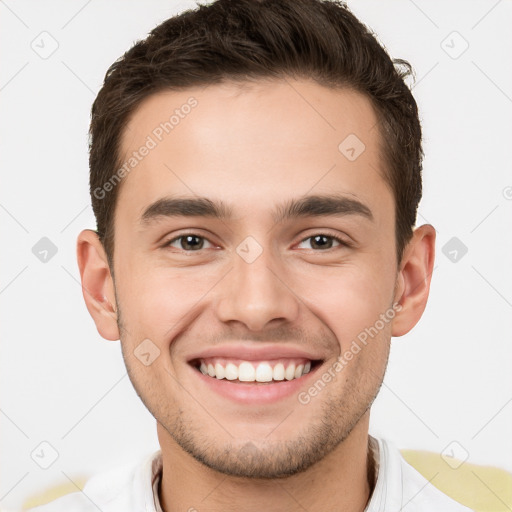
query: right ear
[{"left": 76, "top": 229, "right": 120, "bottom": 341}]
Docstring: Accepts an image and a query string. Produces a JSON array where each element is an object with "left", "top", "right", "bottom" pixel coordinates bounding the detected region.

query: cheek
[
  {"left": 116, "top": 261, "right": 220, "bottom": 341},
  {"left": 293, "top": 265, "right": 395, "bottom": 350}
]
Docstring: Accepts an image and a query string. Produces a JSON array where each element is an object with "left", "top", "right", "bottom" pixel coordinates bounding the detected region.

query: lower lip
[{"left": 189, "top": 363, "right": 322, "bottom": 405}]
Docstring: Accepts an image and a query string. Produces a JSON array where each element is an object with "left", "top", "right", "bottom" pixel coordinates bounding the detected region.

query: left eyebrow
[
  {"left": 139, "top": 193, "right": 374, "bottom": 226},
  {"left": 272, "top": 193, "right": 374, "bottom": 224}
]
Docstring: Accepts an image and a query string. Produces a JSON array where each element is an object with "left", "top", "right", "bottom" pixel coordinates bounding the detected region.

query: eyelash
[{"left": 162, "top": 232, "right": 351, "bottom": 252}]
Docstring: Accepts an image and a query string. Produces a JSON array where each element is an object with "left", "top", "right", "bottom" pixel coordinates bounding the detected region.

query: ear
[
  {"left": 392, "top": 224, "right": 436, "bottom": 337},
  {"left": 76, "top": 229, "right": 120, "bottom": 341}
]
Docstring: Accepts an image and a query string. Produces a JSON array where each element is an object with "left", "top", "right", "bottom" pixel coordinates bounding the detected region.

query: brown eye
[
  {"left": 165, "top": 234, "right": 213, "bottom": 251},
  {"left": 297, "top": 234, "right": 347, "bottom": 251}
]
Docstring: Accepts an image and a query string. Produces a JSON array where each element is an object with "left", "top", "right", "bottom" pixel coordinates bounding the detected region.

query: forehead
[{"left": 116, "top": 78, "right": 391, "bottom": 225}]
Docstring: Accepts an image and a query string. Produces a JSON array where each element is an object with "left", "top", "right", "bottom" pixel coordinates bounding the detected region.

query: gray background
[{"left": 1, "top": 0, "right": 511, "bottom": 509}]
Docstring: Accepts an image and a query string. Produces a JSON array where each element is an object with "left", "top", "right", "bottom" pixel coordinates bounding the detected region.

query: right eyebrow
[{"left": 140, "top": 197, "right": 233, "bottom": 226}]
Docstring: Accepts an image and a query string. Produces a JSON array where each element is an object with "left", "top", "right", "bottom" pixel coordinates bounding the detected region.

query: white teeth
[
  {"left": 225, "top": 362, "right": 238, "bottom": 380},
  {"left": 285, "top": 364, "right": 296, "bottom": 381},
  {"left": 215, "top": 363, "right": 225, "bottom": 379},
  {"left": 198, "top": 359, "right": 314, "bottom": 382},
  {"left": 255, "top": 363, "right": 273, "bottom": 382},
  {"left": 273, "top": 363, "right": 285, "bottom": 381},
  {"left": 238, "top": 362, "right": 256, "bottom": 382}
]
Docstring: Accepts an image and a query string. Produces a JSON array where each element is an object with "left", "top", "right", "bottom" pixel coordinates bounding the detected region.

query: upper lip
[{"left": 186, "top": 344, "right": 325, "bottom": 363}]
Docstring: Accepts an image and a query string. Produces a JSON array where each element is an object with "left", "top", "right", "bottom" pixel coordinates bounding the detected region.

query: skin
[{"left": 77, "top": 78, "right": 435, "bottom": 512}]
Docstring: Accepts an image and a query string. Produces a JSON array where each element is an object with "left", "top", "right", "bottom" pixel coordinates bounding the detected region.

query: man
[{"left": 29, "top": 0, "right": 473, "bottom": 510}]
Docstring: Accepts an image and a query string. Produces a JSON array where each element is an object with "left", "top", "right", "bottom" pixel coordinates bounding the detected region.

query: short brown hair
[{"left": 89, "top": 0, "right": 422, "bottom": 268}]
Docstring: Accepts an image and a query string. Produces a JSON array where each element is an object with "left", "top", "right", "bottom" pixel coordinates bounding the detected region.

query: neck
[{"left": 157, "top": 413, "right": 376, "bottom": 512}]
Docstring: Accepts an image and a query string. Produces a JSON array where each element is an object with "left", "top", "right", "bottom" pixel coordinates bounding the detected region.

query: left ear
[{"left": 392, "top": 224, "right": 436, "bottom": 337}]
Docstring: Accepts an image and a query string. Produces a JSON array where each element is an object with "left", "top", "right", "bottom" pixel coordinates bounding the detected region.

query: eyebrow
[{"left": 140, "top": 194, "right": 373, "bottom": 226}]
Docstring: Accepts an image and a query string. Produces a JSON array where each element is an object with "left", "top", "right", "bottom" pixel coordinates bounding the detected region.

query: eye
[
  {"left": 164, "top": 233, "right": 214, "bottom": 251},
  {"left": 296, "top": 233, "right": 349, "bottom": 251}
]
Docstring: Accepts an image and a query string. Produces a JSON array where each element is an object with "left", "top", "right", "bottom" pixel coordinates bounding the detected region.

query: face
[{"left": 105, "top": 79, "right": 401, "bottom": 477}]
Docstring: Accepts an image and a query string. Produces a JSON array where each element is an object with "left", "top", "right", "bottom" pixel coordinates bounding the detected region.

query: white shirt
[{"left": 27, "top": 436, "right": 474, "bottom": 512}]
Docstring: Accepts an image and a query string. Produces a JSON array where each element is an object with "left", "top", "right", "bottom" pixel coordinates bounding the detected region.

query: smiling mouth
[{"left": 190, "top": 358, "right": 324, "bottom": 384}]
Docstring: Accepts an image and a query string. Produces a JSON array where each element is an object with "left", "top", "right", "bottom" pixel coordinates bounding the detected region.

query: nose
[{"left": 215, "top": 241, "right": 300, "bottom": 332}]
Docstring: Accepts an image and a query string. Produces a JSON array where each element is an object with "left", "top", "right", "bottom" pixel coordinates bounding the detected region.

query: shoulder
[
  {"left": 398, "top": 452, "right": 474, "bottom": 511},
  {"left": 369, "top": 436, "right": 475, "bottom": 511},
  {"left": 26, "top": 451, "right": 162, "bottom": 512}
]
